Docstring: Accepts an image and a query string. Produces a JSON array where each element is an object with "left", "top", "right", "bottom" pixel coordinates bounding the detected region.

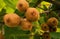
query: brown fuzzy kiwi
[
  {"left": 16, "top": 0, "right": 29, "bottom": 12},
  {"left": 41, "top": 23, "right": 49, "bottom": 31},
  {"left": 3, "top": 13, "right": 21, "bottom": 27},
  {"left": 47, "top": 17, "right": 58, "bottom": 27},
  {"left": 42, "top": 32, "right": 51, "bottom": 39},
  {"left": 20, "top": 18, "right": 32, "bottom": 31},
  {"left": 49, "top": 26, "right": 57, "bottom": 32},
  {"left": 25, "top": 8, "right": 39, "bottom": 22}
]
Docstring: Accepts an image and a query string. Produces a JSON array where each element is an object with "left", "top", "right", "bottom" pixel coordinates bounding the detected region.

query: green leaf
[
  {"left": 50, "top": 32, "right": 60, "bottom": 39},
  {"left": 32, "top": 21, "right": 41, "bottom": 34},
  {"left": 14, "top": 9, "right": 25, "bottom": 18},
  {"left": 34, "top": 33, "right": 40, "bottom": 39},
  {"left": 29, "top": 0, "right": 38, "bottom": 7},
  {"left": 0, "top": 0, "right": 6, "bottom": 11},
  {"left": 5, "top": 6, "right": 14, "bottom": 13},
  {"left": 3, "top": 0, "right": 18, "bottom": 9},
  {"left": 43, "top": 5, "right": 48, "bottom": 10},
  {"left": 57, "top": 28, "right": 60, "bottom": 32},
  {"left": 0, "top": 8, "right": 6, "bottom": 16},
  {"left": 0, "top": 8, "right": 6, "bottom": 30},
  {"left": 0, "top": 8, "right": 6, "bottom": 22},
  {"left": 38, "top": 16, "right": 45, "bottom": 24},
  {"left": 58, "top": 21, "right": 60, "bottom": 28},
  {"left": 4, "top": 25, "right": 31, "bottom": 39},
  {"left": 31, "top": 0, "right": 38, "bottom": 3},
  {"left": 29, "top": 3, "right": 35, "bottom": 7},
  {"left": 26, "top": 0, "right": 32, "bottom": 3}
]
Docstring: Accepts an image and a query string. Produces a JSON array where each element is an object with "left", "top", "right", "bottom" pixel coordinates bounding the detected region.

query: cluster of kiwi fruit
[
  {"left": 41, "top": 17, "right": 58, "bottom": 39},
  {"left": 3, "top": 0, "right": 39, "bottom": 31},
  {"left": 3, "top": 0, "right": 58, "bottom": 39},
  {"left": 41, "top": 17, "right": 58, "bottom": 32}
]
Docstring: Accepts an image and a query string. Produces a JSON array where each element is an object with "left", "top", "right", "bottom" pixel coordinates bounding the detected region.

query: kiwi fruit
[
  {"left": 16, "top": 0, "right": 29, "bottom": 12},
  {"left": 3, "top": 13, "right": 21, "bottom": 27},
  {"left": 42, "top": 32, "right": 51, "bottom": 39},
  {"left": 20, "top": 18, "right": 32, "bottom": 31},
  {"left": 41, "top": 23, "right": 49, "bottom": 31},
  {"left": 25, "top": 8, "right": 39, "bottom": 22},
  {"left": 49, "top": 26, "right": 57, "bottom": 32},
  {"left": 47, "top": 17, "right": 58, "bottom": 27}
]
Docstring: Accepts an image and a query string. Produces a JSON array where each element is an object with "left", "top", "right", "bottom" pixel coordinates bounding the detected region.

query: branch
[
  {"left": 45, "top": 0, "right": 60, "bottom": 6},
  {"left": 52, "top": 1, "right": 60, "bottom": 6},
  {"left": 44, "top": 0, "right": 60, "bottom": 11}
]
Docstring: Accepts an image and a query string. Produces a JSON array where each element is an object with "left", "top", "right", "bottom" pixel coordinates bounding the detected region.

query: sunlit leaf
[
  {"left": 0, "top": 0, "right": 6, "bottom": 11},
  {"left": 3, "top": 0, "right": 18, "bottom": 9},
  {"left": 5, "top": 6, "right": 14, "bottom": 13}
]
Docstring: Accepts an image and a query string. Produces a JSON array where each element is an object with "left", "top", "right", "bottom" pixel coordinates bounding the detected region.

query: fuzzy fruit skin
[
  {"left": 21, "top": 18, "right": 32, "bottom": 31},
  {"left": 16, "top": 0, "right": 29, "bottom": 12},
  {"left": 25, "top": 8, "right": 39, "bottom": 22},
  {"left": 47, "top": 17, "right": 58, "bottom": 27},
  {"left": 3, "top": 13, "right": 21, "bottom": 27},
  {"left": 42, "top": 32, "right": 51, "bottom": 39},
  {"left": 49, "top": 26, "right": 57, "bottom": 32},
  {"left": 41, "top": 23, "right": 49, "bottom": 31}
]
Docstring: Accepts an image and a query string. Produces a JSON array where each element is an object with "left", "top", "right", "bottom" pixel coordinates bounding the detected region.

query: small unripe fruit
[
  {"left": 25, "top": 8, "right": 39, "bottom": 22},
  {"left": 42, "top": 32, "right": 51, "bottom": 39},
  {"left": 47, "top": 17, "right": 58, "bottom": 27},
  {"left": 41, "top": 23, "right": 49, "bottom": 31},
  {"left": 3, "top": 13, "right": 21, "bottom": 27},
  {"left": 49, "top": 26, "right": 57, "bottom": 32},
  {"left": 16, "top": 0, "right": 29, "bottom": 12},
  {"left": 21, "top": 18, "right": 32, "bottom": 31}
]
